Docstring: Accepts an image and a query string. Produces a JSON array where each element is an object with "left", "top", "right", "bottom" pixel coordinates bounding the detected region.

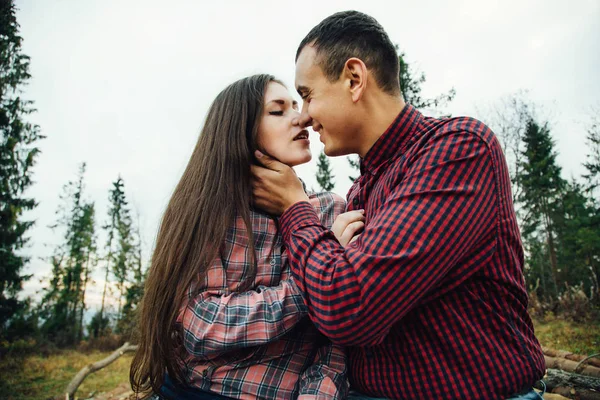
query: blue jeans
[
  {"left": 158, "top": 374, "right": 234, "bottom": 400},
  {"left": 347, "top": 387, "right": 545, "bottom": 399},
  {"left": 506, "top": 388, "right": 545, "bottom": 399},
  {"left": 347, "top": 390, "right": 388, "bottom": 400}
]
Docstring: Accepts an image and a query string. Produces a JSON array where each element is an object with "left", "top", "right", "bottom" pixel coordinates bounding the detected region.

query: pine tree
[
  {"left": 397, "top": 48, "right": 456, "bottom": 112},
  {"left": 518, "top": 120, "right": 565, "bottom": 298},
  {"left": 554, "top": 180, "right": 600, "bottom": 299},
  {"left": 347, "top": 48, "right": 455, "bottom": 182},
  {"left": 316, "top": 150, "right": 335, "bottom": 191},
  {"left": 0, "top": 0, "right": 45, "bottom": 337},
  {"left": 118, "top": 210, "right": 145, "bottom": 339},
  {"left": 99, "top": 176, "right": 135, "bottom": 334},
  {"left": 41, "top": 164, "right": 96, "bottom": 345},
  {"left": 347, "top": 156, "right": 360, "bottom": 183},
  {"left": 583, "top": 112, "right": 600, "bottom": 199}
]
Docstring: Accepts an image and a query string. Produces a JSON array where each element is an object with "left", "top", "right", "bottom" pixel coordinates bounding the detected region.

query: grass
[
  {"left": 533, "top": 316, "right": 600, "bottom": 355},
  {"left": 0, "top": 349, "right": 133, "bottom": 400},
  {"left": 1, "top": 317, "right": 598, "bottom": 399}
]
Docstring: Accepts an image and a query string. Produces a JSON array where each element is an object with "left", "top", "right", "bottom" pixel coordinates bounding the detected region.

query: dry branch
[{"left": 63, "top": 342, "right": 138, "bottom": 400}]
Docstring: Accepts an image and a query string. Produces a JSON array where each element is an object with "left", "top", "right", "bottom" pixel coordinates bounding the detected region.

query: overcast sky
[{"left": 13, "top": 0, "right": 600, "bottom": 309}]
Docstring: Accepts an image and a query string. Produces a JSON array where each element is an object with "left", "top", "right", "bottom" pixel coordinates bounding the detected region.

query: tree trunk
[
  {"left": 71, "top": 262, "right": 82, "bottom": 342},
  {"left": 117, "top": 280, "right": 123, "bottom": 321},
  {"left": 99, "top": 251, "right": 112, "bottom": 336},
  {"left": 542, "top": 198, "right": 559, "bottom": 294},
  {"left": 77, "top": 253, "right": 92, "bottom": 342}
]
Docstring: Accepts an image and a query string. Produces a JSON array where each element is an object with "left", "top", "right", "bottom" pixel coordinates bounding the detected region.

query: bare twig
[{"left": 63, "top": 342, "right": 138, "bottom": 400}]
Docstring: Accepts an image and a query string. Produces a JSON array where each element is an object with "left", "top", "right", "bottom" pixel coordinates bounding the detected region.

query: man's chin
[{"left": 323, "top": 146, "right": 347, "bottom": 158}]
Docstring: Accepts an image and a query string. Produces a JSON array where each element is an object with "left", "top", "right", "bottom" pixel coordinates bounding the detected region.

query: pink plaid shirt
[{"left": 176, "top": 192, "right": 348, "bottom": 399}]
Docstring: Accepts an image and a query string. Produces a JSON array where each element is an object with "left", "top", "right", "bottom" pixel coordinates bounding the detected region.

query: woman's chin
[{"left": 284, "top": 154, "right": 312, "bottom": 168}]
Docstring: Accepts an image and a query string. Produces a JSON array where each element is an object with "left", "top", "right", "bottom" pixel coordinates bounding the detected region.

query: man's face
[{"left": 295, "top": 45, "right": 359, "bottom": 157}]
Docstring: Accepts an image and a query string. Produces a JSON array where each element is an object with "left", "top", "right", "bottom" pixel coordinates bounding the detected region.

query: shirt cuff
[{"left": 279, "top": 201, "right": 323, "bottom": 243}]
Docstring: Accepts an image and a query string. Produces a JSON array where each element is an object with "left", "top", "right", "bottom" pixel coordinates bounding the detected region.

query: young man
[{"left": 251, "top": 10, "right": 546, "bottom": 400}]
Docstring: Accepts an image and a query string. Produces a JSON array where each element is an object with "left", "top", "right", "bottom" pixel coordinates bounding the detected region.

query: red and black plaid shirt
[{"left": 279, "top": 105, "right": 545, "bottom": 399}]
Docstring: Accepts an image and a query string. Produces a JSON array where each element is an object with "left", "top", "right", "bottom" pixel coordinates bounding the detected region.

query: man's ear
[{"left": 343, "top": 58, "right": 368, "bottom": 103}]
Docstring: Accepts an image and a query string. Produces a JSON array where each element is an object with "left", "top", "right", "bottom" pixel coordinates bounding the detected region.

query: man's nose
[{"left": 293, "top": 108, "right": 313, "bottom": 129}]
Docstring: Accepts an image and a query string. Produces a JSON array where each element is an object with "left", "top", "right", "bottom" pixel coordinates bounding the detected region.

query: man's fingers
[
  {"left": 250, "top": 164, "right": 267, "bottom": 179},
  {"left": 254, "top": 150, "right": 284, "bottom": 172}
]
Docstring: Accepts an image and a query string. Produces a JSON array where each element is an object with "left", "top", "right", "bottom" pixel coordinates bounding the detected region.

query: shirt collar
[{"left": 360, "top": 104, "right": 423, "bottom": 175}]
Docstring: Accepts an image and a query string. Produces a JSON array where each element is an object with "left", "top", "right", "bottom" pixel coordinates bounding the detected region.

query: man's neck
[{"left": 357, "top": 94, "right": 406, "bottom": 158}]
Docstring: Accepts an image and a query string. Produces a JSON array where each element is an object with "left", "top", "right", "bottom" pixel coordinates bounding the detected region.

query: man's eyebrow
[{"left": 296, "top": 85, "right": 310, "bottom": 96}]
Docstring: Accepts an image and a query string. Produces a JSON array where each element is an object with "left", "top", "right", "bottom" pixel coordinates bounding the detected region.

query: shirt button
[
  {"left": 353, "top": 198, "right": 359, "bottom": 208},
  {"left": 270, "top": 258, "right": 276, "bottom": 266},
  {"left": 202, "top": 369, "right": 208, "bottom": 376}
]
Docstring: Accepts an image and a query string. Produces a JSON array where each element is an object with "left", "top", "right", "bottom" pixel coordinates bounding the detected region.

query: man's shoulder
[{"left": 422, "top": 115, "right": 496, "bottom": 145}]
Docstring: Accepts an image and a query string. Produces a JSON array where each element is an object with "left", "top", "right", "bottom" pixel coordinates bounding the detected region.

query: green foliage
[
  {"left": 554, "top": 180, "right": 600, "bottom": 297},
  {"left": 397, "top": 47, "right": 456, "bottom": 112},
  {"left": 88, "top": 310, "right": 110, "bottom": 339},
  {"left": 0, "top": 0, "right": 44, "bottom": 338},
  {"left": 40, "top": 164, "right": 96, "bottom": 346},
  {"left": 100, "top": 177, "right": 140, "bottom": 336},
  {"left": 583, "top": 112, "right": 600, "bottom": 198},
  {"left": 1, "top": 298, "right": 39, "bottom": 343},
  {"left": 316, "top": 150, "right": 335, "bottom": 191},
  {"left": 518, "top": 120, "right": 565, "bottom": 298},
  {"left": 347, "top": 155, "right": 360, "bottom": 183},
  {"left": 518, "top": 117, "right": 600, "bottom": 304}
]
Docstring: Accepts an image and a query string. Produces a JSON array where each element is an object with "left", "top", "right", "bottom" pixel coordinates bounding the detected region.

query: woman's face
[{"left": 257, "top": 82, "right": 311, "bottom": 167}]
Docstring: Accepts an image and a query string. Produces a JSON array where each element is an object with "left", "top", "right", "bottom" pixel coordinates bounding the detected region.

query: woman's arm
[
  {"left": 180, "top": 278, "right": 308, "bottom": 359},
  {"left": 180, "top": 191, "right": 347, "bottom": 360}
]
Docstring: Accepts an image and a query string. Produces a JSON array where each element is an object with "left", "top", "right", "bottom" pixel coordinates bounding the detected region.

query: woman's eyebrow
[{"left": 266, "top": 99, "right": 296, "bottom": 106}]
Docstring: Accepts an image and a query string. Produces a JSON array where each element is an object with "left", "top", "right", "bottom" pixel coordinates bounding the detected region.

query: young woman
[{"left": 130, "top": 75, "right": 362, "bottom": 399}]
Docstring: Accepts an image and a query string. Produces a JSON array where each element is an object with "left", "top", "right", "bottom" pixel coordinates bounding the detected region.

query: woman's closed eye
[{"left": 269, "top": 111, "right": 284, "bottom": 116}]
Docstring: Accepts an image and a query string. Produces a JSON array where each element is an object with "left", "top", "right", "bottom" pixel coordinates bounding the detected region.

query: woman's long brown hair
[{"left": 130, "top": 74, "right": 280, "bottom": 396}]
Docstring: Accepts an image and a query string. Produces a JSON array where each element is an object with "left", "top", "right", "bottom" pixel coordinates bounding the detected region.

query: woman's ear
[{"left": 344, "top": 58, "right": 368, "bottom": 103}]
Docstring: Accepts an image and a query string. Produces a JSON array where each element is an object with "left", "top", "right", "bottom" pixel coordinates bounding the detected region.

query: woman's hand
[{"left": 331, "top": 210, "right": 365, "bottom": 247}]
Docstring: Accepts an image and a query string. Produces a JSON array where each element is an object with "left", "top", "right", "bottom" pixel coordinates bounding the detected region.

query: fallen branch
[
  {"left": 543, "top": 368, "right": 600, "bottom": 399},
  {"left": 543, "top": 347, "right": 600, "bottom": 369},
  {"left": 63, "top": 342, "right": 138, "bottom": 400},
  {"left": 545, "top": 356, "right": 600, "bottom": 379}
]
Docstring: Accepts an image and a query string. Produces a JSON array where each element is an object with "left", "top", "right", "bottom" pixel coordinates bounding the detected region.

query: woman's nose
[{"left": 293, "top": 110, "right": 312, "bottom": 128}]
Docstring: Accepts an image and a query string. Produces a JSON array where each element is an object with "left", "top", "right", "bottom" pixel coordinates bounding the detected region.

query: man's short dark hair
[{"left": 296, "top": 10, "right": 400, "bottom": 96}]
